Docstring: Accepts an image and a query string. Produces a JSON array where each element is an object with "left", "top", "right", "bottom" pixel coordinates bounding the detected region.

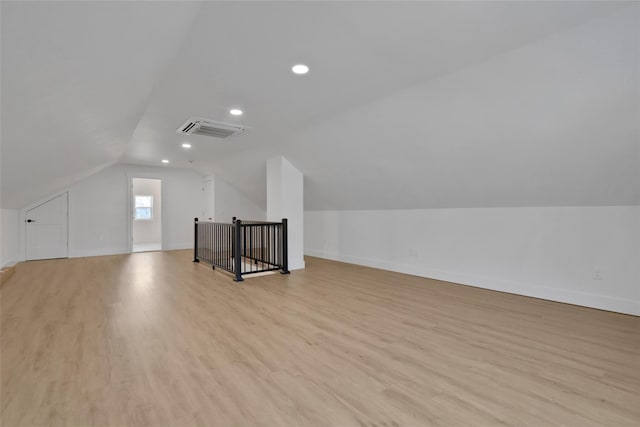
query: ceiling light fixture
[
  {"left": 229, "top": 109, "right": 243, "bottom": 116},
  {"left": 292, "top": 64, "right": 309, "bottom": 75},
  {"left": 161, "top": 159, "right": 169, "bottom": 164},
  {"left": 181, "top": 143, "right": 191, "bottom": 148}
]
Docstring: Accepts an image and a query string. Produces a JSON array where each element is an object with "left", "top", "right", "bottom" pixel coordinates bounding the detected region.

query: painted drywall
[
  {"left": 267, "top": 156, "right": 305, "bottom": 270},
  {"left": 283, "top": 6, "right": 639, "bottom": 210},
  {"left": 202, "top": 176, "right": 215, "bottom": 221},
  {"left": 214, "top": 176, "right": 265, "bottom": 224},
  {"left": 18, "top": 163, "right": 203, "bottom": 259},
  {"left": 13, "top": 166, "right": 272, "bottom": 261},
  {"left": 132, "top": 178, "right": 162, "bottom": 245},
  {"left": 5, "top": 3, "right": 630, "bottom": 211},
  {"left": 1, "top": 1, "right": 203, "bottom": 209},
  {"left": 305, "top": 206, "right": 640, "bottom": 315},
  {"left": 1, "top": 208, "right": 20, "bottom": 267}
]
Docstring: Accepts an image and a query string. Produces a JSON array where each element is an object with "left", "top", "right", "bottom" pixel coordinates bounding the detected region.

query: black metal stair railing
[{"left": 193, "top": 217, "right": 289, "bottom": 281}]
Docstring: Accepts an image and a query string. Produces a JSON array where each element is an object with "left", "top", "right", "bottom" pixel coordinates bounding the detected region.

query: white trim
[
  {"left": 288, "top": 258, "right": 306, "bottom": 271},
  {"left": 70, "top": 247, "right": 130, "bottom": 258},
  {"left": 305, "top": 248, "right": 640, "bottom": 316},
  {"left": 163, "top": 243, "right": 192, "bottom": 251},
  {"left": 69, "top": 245, "right": 192, "bottom": 258}
]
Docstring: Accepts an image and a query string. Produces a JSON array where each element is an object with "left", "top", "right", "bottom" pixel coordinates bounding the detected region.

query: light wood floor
[{"left": 1, "top": 251, "right": 639, "bottom": 426}]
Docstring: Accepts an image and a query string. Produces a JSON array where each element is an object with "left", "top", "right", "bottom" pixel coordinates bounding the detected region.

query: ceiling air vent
[{"left": 176, "top": 117, "right": 247, "bottom": 139}]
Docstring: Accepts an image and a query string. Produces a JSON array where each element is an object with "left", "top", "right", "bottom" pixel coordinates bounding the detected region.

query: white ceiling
[
  {"left": 2, "top": 1, "right": 638, "bottom": 209},
  {"left": 1, "top": 1, "right": 201, "bottom": 208}
]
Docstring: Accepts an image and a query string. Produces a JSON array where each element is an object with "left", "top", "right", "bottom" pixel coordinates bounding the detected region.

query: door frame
[
  {"left": 20, "top": 190, "right": 70, "bottom": 261},
  {"left": 127, "top": 173, "right": 163, "bottom": 253}
]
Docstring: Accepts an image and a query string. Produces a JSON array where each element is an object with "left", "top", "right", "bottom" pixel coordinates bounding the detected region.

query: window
[{"left": 134, "top": 195, "right": 153, "bottom": 220}]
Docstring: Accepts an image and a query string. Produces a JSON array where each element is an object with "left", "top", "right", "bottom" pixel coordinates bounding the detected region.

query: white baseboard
[
  {"left": 1, "top": 260, "right": 18, "bottom": 269},
  {"left": 289, "top": 258, "right": 306, "bottom": 271},
  {"left": 163, "top": 243, "right": 192, "bottom": 251},
  {"left": 305, "top": 249, "right": 639, "bottom": 316},
  {"left": 70, "top": 247, "right": 129, "bottom": 258},
  {"left": 70, "top": 243, "right": 192, "bottom": 258}
]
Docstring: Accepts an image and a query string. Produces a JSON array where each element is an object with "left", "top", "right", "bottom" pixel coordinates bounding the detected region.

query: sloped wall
[
  {"left": 214, "top": 176, "right": 265, "bottom": 223},
  {"left": 289, "top": 6, "right": 639, "bottom": 211}
]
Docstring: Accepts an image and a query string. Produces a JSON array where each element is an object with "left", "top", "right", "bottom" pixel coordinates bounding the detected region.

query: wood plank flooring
[{"left": 1, "top": 250, "right": 639, "bottom": 426}]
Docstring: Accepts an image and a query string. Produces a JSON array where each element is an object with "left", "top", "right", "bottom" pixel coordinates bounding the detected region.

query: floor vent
[{"left": 177, "top": 117, "right": 246, "bottom": 139}]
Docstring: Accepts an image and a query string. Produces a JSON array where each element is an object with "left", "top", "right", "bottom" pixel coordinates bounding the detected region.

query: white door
[{"left": 25, "top": 193, "right": 68, "bottom": 260}]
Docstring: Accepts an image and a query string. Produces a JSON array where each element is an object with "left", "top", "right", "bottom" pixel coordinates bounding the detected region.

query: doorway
[
  {"left": 25, "top": 192, "right": 69, "bottom": 260},
  {"left": 131, "top": 178, "right": 162, "bottom": 252}
]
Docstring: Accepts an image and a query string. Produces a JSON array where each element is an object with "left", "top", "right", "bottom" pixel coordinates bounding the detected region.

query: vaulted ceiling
[{"left": 2, "top": 1, "right": 638, "bottom": 209}]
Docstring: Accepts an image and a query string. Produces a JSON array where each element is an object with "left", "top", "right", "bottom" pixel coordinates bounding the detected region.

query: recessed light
[
  {"left": 161, "top": 159, "right": 169, "bottom": 164},
  {"left": 181, "top": 143, "right": 191, "bottom": 148},
  {"left": 230, "top": 109, "right": 243, "bottom": 116},
  {"left": 292, "top": 64, "right": 309, "bottom": 75}
]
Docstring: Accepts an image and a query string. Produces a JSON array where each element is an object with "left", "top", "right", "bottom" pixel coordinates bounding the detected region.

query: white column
[{"left": 267, "top": 156, "right": 305, "bottom": 270}]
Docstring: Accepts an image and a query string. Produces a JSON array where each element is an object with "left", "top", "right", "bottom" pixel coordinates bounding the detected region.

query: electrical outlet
[{"left": 593, "top": 268, "right": 603, "bottom": 280}]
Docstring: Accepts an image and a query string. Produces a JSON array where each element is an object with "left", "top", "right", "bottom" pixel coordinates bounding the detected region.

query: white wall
[
  {"left": 1, "top": 208, "right": 20, "bottom": 267},
  {"left": 214, "top": 176, "right": 265, "bottom": 223},
  {"left": 13, "top": 165, "right": 269, "bottom": 261},
  {"left": 132, "top": 178, "right": 162, "bottom": 245},
  {"left": 305, "top": 206, "right": 640, "bottom": 315},
  {"left": 202, "top": 175, "right": 215, "bottom": 221},
  {"left": 18, "top": 163, "right": 203, "bottom": 259},
  {"left": 267, "top": 156, "right": 305, "bottom": 270}
]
